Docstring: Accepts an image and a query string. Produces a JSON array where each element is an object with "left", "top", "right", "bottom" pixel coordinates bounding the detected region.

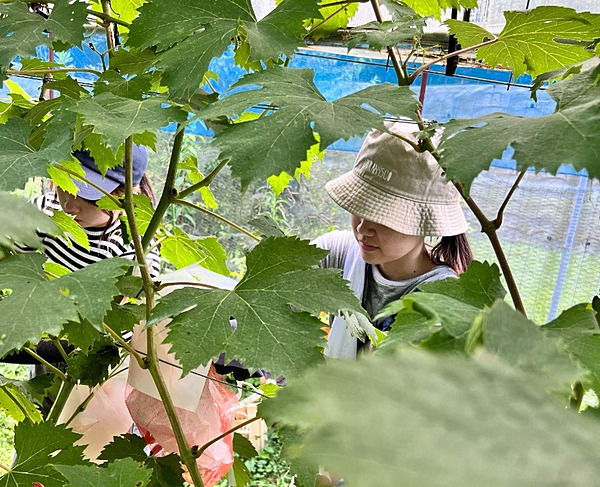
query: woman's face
[
  {"left": 350, "top": 214, "right": 431, "bottom": 280},
  {"left": 56, "top": 187, "right": 114, "bottom": 228}
]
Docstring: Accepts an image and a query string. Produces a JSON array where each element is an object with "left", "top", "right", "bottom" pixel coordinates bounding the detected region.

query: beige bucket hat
[{"left": 325, "top": 121, "right": 467, "bottom": 237}]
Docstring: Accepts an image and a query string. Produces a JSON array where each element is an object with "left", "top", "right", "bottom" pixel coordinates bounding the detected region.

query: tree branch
[{"left": 493, "top": 170, "right": 525, "bottom": 229}]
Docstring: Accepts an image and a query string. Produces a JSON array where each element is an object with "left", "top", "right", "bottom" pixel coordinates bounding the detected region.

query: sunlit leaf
[
  {"left": 56, "top": 458, "right": 152, "bottom": 487},
  {"left": 51, "top": 211, "right": 90, "bottom": 251}
]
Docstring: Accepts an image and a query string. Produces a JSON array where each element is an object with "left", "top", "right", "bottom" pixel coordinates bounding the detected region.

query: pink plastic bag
[{"left": 125, "top": 322, "right": 238, "bottom": 487}]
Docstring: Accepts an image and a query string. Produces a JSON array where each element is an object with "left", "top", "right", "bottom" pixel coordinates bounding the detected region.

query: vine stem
[
  {"left": 0, "top": 463, "right": 9, "bottom": 473},
  {"left": 47, "top": 379, "right": 75, "bottom": 424},
  {"left": 370, "top": 0, "right": 405, "bottom": 81},
  {"left": 103, "top": 323, "right": 146, "bottom": 369},
  {"left": 123, "top": 137, "right": 205, "bottom": 487},
  {"left": 2, "top": 387, "right": 29, "bottom": 420},
  {"left": 157, "top": 281, "right": 222, "bottom": 291},
  {"left": 7, "top": 68, "right": 102, "bottom": 76},
  {"left": 141, "top": 126, "right": 185, "bottom": 249},
  {"left": 494, "top": 170, "right": 525, "bottom": 229},
  {"left": 23, "top": 347, "right": 67, "bottom": 381},
  {"left": 86, "top": 8, "right": 130, "bottom": 28},
  {"left": 408, "top": 38, "right": 498, "bottom": 84},
  {"left": 50, "top": 336, "right": 70, "bottom": 363},
  {"left": 194, "top": 416, "right": 261, "bottom": 459},
  {"left": 101, "top": 0, "right": 116, "bottom": 56},
  {"left": 305, "top": 4, "right": 348, "bottom": 37},
  {"left": 178, "top": 158, "right": 229, "bottom": 199},
  {"left": 173, "top": 199, "right": 260, "bottom": 242}
]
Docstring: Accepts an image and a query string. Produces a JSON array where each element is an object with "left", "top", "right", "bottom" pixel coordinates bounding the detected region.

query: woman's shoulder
[{"left": 311, "top": 230, "right": 356, "bottom": 270}]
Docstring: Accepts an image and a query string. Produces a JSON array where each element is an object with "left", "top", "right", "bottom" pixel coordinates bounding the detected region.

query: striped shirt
[{"left": 34, "top": 191, "right": 161, "bottom": 278}]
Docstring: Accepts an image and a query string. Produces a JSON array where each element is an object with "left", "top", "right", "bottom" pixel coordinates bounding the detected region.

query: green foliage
[
  {"left": 260, "top": 348, "right": 600, "bottom": 487},
  {"left": 151, "top": 236, "right": 365, "bottom": 377},
  {"left": 55, "top": 458, "right": 152, "bottom": 487},
  {"left": 440, "top": 59, "right": 600, "bottom": 193}
]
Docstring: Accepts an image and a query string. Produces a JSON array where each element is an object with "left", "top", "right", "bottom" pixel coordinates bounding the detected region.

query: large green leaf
[
  {"left": 200, "top": 68, "right": 418, "bottom": 188},
  {"left": 483, "top": 300, "right": 581, "bottom": 392},
  {"left": 0, "top": 376, "right": 42, "bottom": 422},
  {"left": 0, "top": 117, "right": 74, "bottom": 191},
  {"left": 45, "top": 0, "right": 88, "bottom": 49},
  {"left": 55, "top": 458, "right": 152, "bottom": 487},
  {"left": 0, "top": 192, "right": 60, "bottom": 250},
  {"left": 151, "top": 236, "right": 365, "bottom": 377},
  {"left": 440, "top": 60, "right": 600, "bottom": 193},
  {"left": 0, "top": 254, "right": 130, "bottom": 357},
  {"left": 128, "top": 0, "right": 318, "bottom": 99},
  {"left": 0, "top": 2, "right": 50, "bottom": 68},
  {"left": 0, "top": 421, "right": 89, "bottom": 487},
  {"left": 542, "top": 303, "right": 600, "bottom": 389},
  {"left": 69, "top": 93, "right": 186, "bottom": 153},
  {"left": 260, "top": 349, "right": 600, "bottom": 487},
  {"left": 447, "top": 7, "right": 599, "bottom": 77}
]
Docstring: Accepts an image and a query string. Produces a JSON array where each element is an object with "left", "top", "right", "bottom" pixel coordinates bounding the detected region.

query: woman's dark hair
[{"left": 430, "top": 233, "right": 473, "bottom": 274}]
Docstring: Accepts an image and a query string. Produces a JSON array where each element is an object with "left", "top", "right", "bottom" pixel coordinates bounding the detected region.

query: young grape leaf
[
  {"left": 69, "top": 93, "right": 186, "bottom": 153},
  {"left": 483, "top": 300, "right": 581, "bottom": 391},
  {"left": 0, "top": 192, "right": 60, "bottom": 250},
  {"left": 347, "top": 18, "right": 426, "bottom": 51},
  {"left": 129, "top": 0, "right": 318, "bottom": 99},
  {"left": 199, "top": 68, "right": 418, "bottom": 188},
  {"left": 62, "top": 319, "right": 104, "bottom": 351},
  {"left": 0, "top": 420, "right": 89, "bottom": 487},
  {"left": 160, "top": 228, "right": 229, "bottom": 275},
  {"left": 0, "top": 254, "right": 130, "bottom": 357},
  {"left": 0, "top": 117, "right": 74, "bottom": 191},
  {"left": 51, "top": 211, "right": 90, "bottom": 251},
  {"left": 0, "top": 2, "right": 50, "bottom": 69},
  {"left": 55, "top": 458, "right": 152, "bottom": 487},
  {"left": 99, "top": 434, "right": 185, "bottom": 487},
  {"left": 0, "top": 379, "right": 42, "bottom": 422},
  {"left": 45, "top": 0, "right": 88, "bottom": 49},
  {"left": 306, "top": 3, "right": 359, "bottom": 42},
  {"left": 260, "top": 349, "right": 600, "bottom": 487},
  {"left": 447, "top": 7, "right": 599, "bottom": 77},
  {"left": 440, "top": 60, "right": 600, "bottom": 193},
  {"left": 542, "top": 303, "right": 600, "bottom": 390},
  {"left": 151, "top": 236, "right": 365, "bottom": 378}
]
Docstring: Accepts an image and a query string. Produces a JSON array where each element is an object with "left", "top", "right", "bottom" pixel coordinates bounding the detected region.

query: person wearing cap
[
  {"left": 313, "top": 121, "right": 473, "bottom": 360},
  {"left": 33, "top": 144, "right": 161, "bottom": 278}
]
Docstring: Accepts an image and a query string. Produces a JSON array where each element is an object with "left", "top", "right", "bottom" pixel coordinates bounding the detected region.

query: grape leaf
[
  {"left": 99, "top": 434, "right": 185, "bottom": 487},
  {"left": 260, "top": 349, "right": 600, "bottom": 487},
  {"left": 45, "top": 76, "right": 90, "bottom": 100},
  {"left": 483, "top": 300, "right": 581, "bottom": 392},
  {"left": 0, "top": 421, "right": 89, "bottom": 487},
  {"left": 55, "top": 458, "right": 152, "bottom": 487},
  {"left": 151, "top": 236, "right": 365, "bottom": 377},
  {"left": 62, "top": 319, "right": 104, "bottom": 351},
  {"left": 200, "top": 68, "right": 418, "bottom": 188},
  {"left": 440, "top": 60, "right": 600, "bottom": 193},
  {"left": 110, "top": 48, "right": 157, "bottom": 76},
  {"left": 129, "top": 0, "right": 318, "bottom": 99},
  {"left": 66, "top": 337, "right": 121, "bottom": 387},
  {"left": 347, "top": 18, "right": 426, "bottom": 50},
  {"left": 51, "top": 210, "right": 90, "bottom": 251},
  {"left": 94, "top": 70, "right": 156, "bottom": 99},
  {"left": 447, "top": 7, "right": 599, "bottom": 77},
  {"left": 0, "top": 1, "right": 50, "bottom": 68},
  {"left": 45, "top": 0, "right": 88, "bottom": 49},
  {"left": 0, "top": 117, "right": 74, "bottom": 191},
  {"left": 0, "top": 378, "right": 42, "bottom": 422},
  {"left": 69, "top": 92, "right": 186, "bottom": 153},
  {"left": 389, "top": 0, "right": 476, "bottom": 20},
  {"left": 306, "top": 3, "right": 358, "bottom": 42},
  {"left": 542, "top": 303, "right": 600, "bottom": 390},
  {"left": 160, "top": 228, "right": 229, "bottom": 275},
  {"left": 0, "top": 254, "right": 130, "bottom": 357},
  {"left": 0, "top": 192, "right": 59, "bottom": 250}
]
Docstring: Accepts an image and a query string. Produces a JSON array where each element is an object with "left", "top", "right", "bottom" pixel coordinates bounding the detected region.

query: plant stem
[
  {"left": 142, "top": 126, "right": 185, "bottom": 249},
  {"left": 23, "top": 347, "right": 67, "bottom": 381},
  {"left": 195, "top": 417, "right": 261, "bottom": 459},
  {"left": 306, "top": 4, "right": 347, "bottom": 37},
  {"left": 370, "top": 0, "right": 405, "bottom": 82},
  {"left": 494, "top": 170, "right": 525, "bottom": 229},
  {"left": 123, "top": 137, "right": 205, "bottom": 487},
  {"left": 0, "top": 463, "right": 9, "bottom": 473},
  {"left": 85, "top": 8, "right": 130, "bottom": 28},
  {"left": 7, "top": 68, "right": 102, "bottom": 76},
  {"left": 103, "top": 323, "right": 146, "bottom": 369},
  {"left": 2, "top": 387, "right": 29, "bottom": 420},
  {"left": 101, "top": 0, "right": 116, "bottom": 56},
  {"left": 47, "top": 379, "right": 75, "bottom": 424},
  {"left": 50, "top": 336, "right": 70, "bottom": 363},
  {"left": 173, "top": 199, "right": 260, "bottom": 242},
  {"left": 408, "top": 38, "right": 498, "bottom": 84},
  {"left": 178, "top": 158, "right": 229, "bottom": 199}
]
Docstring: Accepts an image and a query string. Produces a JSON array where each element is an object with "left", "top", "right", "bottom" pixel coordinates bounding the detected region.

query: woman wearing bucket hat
[
  {"left": 33, "top": 144, "right": 161, "bottom": 278},
  {"left": 313, "top": 121, "right": 473, "bottom": 360}
]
